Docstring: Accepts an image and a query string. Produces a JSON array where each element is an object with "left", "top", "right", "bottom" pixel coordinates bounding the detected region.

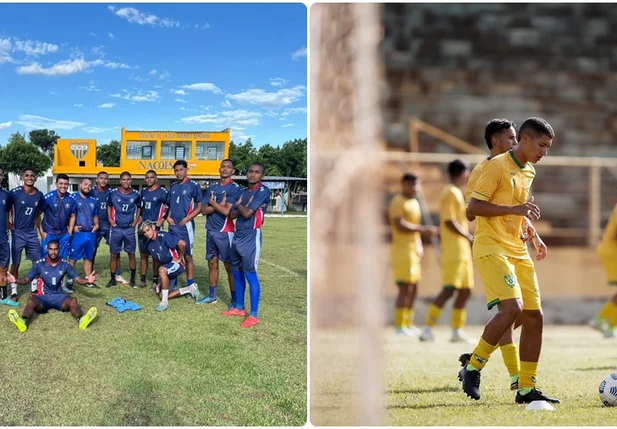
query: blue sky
[{"left": 0, "top": 3, "right": 307, "bottom": 148}]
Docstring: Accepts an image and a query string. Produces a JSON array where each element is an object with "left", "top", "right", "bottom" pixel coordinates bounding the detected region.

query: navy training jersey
[
  {"left": 107, "top": 188, "right": 141, "bottom": 228},
  {"left": 169, "top": 178, "right": 202, "bottom": 224},
  {"left": 0, "top": 189, "right": 9, "bottom": 241},
  {"left": 235, "top": 184, "right": 271, "bottom": 231},
  {"left": 91, "top": 186, "right": 112, "bottom": 226},
  {"left": 8, "top": 186, "right": 44, "bottom": 231},
  {"left": 41, "top": 190, "right": 76, "bottom": 236},
  {"left": 140, "top": 185, "right": 168, "bottom": 224},
  {"left": 204, "top": 180, "right": 241, "bottom": 232},
  {"left": 70, "top": 192, "right": 98, "bottom": 232},
  {"left": 26, "top": 258, "right": 78, "bottom": 294},
  {"left": 147, "top": 230, "right": 181, "bottom": 265}
]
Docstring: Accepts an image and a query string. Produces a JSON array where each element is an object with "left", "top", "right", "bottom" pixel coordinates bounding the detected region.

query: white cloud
[
  {"left": 171, "top": 89, "right": 187, "bottom": 96},
  {"left": 221, "top": 99, "right": 232, "bottom": 108},
  {"left": 90, "top": 45, "right": 105, "bottom": 57},
  {"left": 282, "top": 123, "right": 293, "bottom": 128},
  {"left": 149, "top": 69, "right": 158, "bottom": 76},
  {"left": 195, "top": 23, "right": 211, "bottom": 30},
  {"left": 15, "top": 114, "right": 84, "bottom": 130},
  {"left": 181, "top": 83, "right": 221, "bottom": 93},
  {"left": 79, "top": 80, "right": 99, "bottom": 92},
  {"left": 108, "top": 32, "right": 115, "bottom": 40},
  {"left": 158, "top": 70, "right": 170, "bottom": 81},
  {"left": 175, "top": 98, "right": 186, "bottom": 103},
  {"left": 154, "top": 84, "right": 163, "bottom": 89},
  {"left": 110, "top": 89, "right": 159, "bottom": 103},
  {"left": 97, "top": 103, "right": 115, "bottom": 108},
  {"left": 17, "top": 57, "right": 131, "bottom": 76},
  {"left": 226, "top": 85, "right": 305, "bottom": 108},
  {"left": 74, "top": 104, "right": 83, "bottom": 108},
  {"left": 280, "top": 107, "right": 307, "bottom": 117},
  {"left": 90, "top": 32, "right": 97, "bottom": 37},
  {"left": 83, "top": 126, "right": 106, "bottom": 133},
  {"left": 13, "top": 38, "right": 59, "bottom": 56},
  {"left": 269, "top": 77, "right": 287, "bottom": 87},
  {"left": 292, "top": 47, "right": 307, "bottom": 60},
  {"left": 0, "top": 38, "right": 14, "bottom": 64},
  {"left": 180, "top": 109, "right": 261, "bottom": 127},
  {"left": 108, "top": 6, "right": 180, "bottom": 28},
  {"left": 0, "top": 121, "right": 12, "bottom": 130}
]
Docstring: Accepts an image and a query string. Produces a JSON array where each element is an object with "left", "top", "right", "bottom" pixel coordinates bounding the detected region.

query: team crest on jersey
[
  {"left": 504, "top": 274, "right": 516, "bottom": 288},
  {"left": 130, "top": 199, "right": 134, "bottom": 203},
  {"left": 65, "top": 203, "right": 71, "bottom": 208},
  {"left": 21, "top": 200, "right": 25, "bottom": 204}
]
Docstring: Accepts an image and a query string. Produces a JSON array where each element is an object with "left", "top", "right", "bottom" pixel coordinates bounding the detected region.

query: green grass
[
  {"left": 0, "top": 217, "right": 307, "bottom": 426},
  {"left": 312, "top": 326, "right": 617, "bottom": 426}
]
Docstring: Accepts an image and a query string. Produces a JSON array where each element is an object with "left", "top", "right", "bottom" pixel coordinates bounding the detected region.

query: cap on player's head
[
  {"left": 518, "top": 117, "right": 555, "bottom": 141},
  {"left": 484, "top": 118, "right": 516, "bottom": 149},
  {"left": 447, "top": 159, "right": 468, "bottom": 180}
]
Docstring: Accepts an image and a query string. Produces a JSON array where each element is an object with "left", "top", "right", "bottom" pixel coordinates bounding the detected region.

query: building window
[
  {"left": 195, "top": 141, "right": 225, "bottom": 160},
  {"left": 126, "top": 141, "right": 156, "bottom": 160},
  {"left": 161, "top": 141, "right": 191, "bottom": 160}
]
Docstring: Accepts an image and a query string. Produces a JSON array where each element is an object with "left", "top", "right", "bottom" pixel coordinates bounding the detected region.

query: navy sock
[
  {"left": 245, "top": 272, "right": 260, "bottom": 318},
  {"left": 230, "top": 290, "right": 236, "bottom": 306},
  {"left": 209, "top": 286, "right": 216, "bottom": 299},
  {"left": 232, "top": 270, "right": 246, "bottom": 310},
  {"left": 187, "top": 279, "right": 194, "bottom": 286}
]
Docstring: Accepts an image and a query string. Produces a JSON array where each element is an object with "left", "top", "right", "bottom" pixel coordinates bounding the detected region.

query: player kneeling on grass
[
  {"left": 5, "top": 240, "right": 98, "bottom": 332},
  {"left": 140, "top": 221, "right": 199, "bottom": 311}
]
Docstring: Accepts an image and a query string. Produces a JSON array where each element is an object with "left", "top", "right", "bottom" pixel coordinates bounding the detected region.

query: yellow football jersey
[
  {"left": 598, "top": 203, "right": 617, "bottom": 251},
  {"left": 439, "top": 184, "right": 471, "bottom": 261},
  {"left": 388, "top": 194, "right": 421, "bottom": 253},
  {"left": 470, "top": 151, "right": 536, "bottom": 259},
  {"left": 465, "top": 157, "right": 491, "bottom": 203}
]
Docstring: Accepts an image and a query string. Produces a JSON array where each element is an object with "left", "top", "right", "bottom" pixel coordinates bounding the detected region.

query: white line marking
[{"left": 260, "top": 258, "right": 302, "bottom": 278}]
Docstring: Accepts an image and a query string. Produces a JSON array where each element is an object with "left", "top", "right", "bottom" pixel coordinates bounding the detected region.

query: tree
[
  {"left": 229, "top": 138, "right": 257, "bottom": 175},
  {"left": 0, "top": 132, "right": 53, "bottom": 179},
  {"left": 97, "top": 140, "right": 121, "bottom": 167},
  {"left": 29, "top": 129, "right": 60, "bottom": 158},
  {"left": 278, "top": 138, "right": 307, "bottom": 177}
]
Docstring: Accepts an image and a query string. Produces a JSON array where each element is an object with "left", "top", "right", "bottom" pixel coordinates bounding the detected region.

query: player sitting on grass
[
  {"left": 6, "top": 240, "right": 98, "bottom": 332},
  {"left": 140, "top": 221, "right": 199, "bottom": 311}
]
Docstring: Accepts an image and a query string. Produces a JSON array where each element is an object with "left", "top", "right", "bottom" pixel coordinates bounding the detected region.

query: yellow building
[{"left": 53, "top": 128, "right": 230, "bottom": 190}]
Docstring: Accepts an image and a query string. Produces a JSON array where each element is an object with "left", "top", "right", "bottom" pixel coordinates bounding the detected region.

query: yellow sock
[
  {"left": 469, "top": 337, "right": 498, "bottom": 370},
  {"left": 401, "top": 308, "right": 410, "bottom": 328},
  {"left": 499, "top": 343, "right": 520, "bottom": 377},
  {"left": 606, "top": 301, "right": 617, "bottom": 328},
  {"left": 394, "top": 308, "right": 404, "bottom": 329},
  {"left": 451, "top": 308, "right": 466, "bottom": 330},
  {"left": 519, "top": 361, "right": 538, "bottom": 389},
  {"left": 598, "top": 300, "right": 613, "bottom": 320},
  {"left": 424, "top": 304, "right": 442, "bottom": 327},
  {"left": 407, "top": 309, "right": 415, "bottom": 328}
]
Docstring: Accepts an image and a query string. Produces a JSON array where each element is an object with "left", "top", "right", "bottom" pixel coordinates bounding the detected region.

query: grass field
[
  {"left": 311, "top": 325, "right": 617, "bottom": 426},
  {"left": 0, "top": 217, "right": 307, "bottom": 426}
]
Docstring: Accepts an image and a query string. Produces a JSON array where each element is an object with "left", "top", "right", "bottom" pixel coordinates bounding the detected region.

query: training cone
[{"left": 526, "top": 401, "right": 555, "bottom": 411}]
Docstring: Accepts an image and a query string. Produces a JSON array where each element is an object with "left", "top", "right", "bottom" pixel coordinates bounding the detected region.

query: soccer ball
[{"left": 599, "top": 373, "right": 617, "bottom": 407}]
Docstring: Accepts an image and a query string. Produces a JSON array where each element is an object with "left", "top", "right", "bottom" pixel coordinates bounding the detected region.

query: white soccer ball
[{"left": 599, "top": 373, "right": 617, "bottom": 407}]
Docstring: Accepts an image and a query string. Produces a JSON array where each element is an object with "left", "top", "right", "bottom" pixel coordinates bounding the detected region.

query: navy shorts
[
  {"left": 41, "top": 233, "right": 72, "bottom": 259},
  {"left": 110, "top": 227, "right": 136, "bottom": 255},
  {"left": 139, "top": 225, "right": 160, "bottom": 254},
  {"left": 38, "top": 293, "right": 70, "bottom": 312},
  {"left": 70, "top": 232, "right": 96, "bottom": 261},
  {"left": 96, "top": 225, "right": 111, "bottom": 247},
  {"left": 0, "top": 237, "right": 9, "bottom": 267},
  {"left": 206, "top": 230, "right": 234, "bottom": 263},
  {"left": 230, "top": 229, "right": 262, "bottom": 273},
  {"left": 169, "top": 223, "right": 195, "bottom": 257},
  {"left": 11, "top": 229, "right": 41, "bottom": 266},
  {"left": 161, "top": 261, "right": 185, "bottom": 280}
]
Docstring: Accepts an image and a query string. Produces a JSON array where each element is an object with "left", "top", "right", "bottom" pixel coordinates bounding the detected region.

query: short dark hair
[
  {"left": 47, "top": 239, "right": 60, "bottom": 249},
  {"left": 484, "top": 119, "right": 515, "bottom": 149},
  {"left": 518, "top": 117, "right": 555, "bottom": 140},
  {"left": 447, "top": 159, "right": 468, "bottom": 179},
  {"left": 221, "top": 158, "right": 234, "bottom": 166},
  {"left": 120, "top": 171, "right": 131, "bottom": 179},
  {"left": 22, "top": 166, "right": 35, "bottom": 175},
  {"left": 56, "top": 174, "right": 69, "bottom": 183},
  {"left": 145, "top": 170, "right": 157, "bottom": 176},
  {"left": 402, "top": 173, "right": 417, "bottom": 183},
  {"left": 81, "top": 177, "right": 92, "bottom": 184},
  {"left": 97, "top": 171, "right": 108, "bottom": 177},
  {"left": 249, "top": 162, "right": 265, "bottom": 174},
  {"left": 173, "top": 160, "right": 188, "bottom": 169}
]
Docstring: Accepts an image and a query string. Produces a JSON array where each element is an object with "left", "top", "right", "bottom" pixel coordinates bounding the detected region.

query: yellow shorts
[
  {"left": 441, "top": 259, "right": 474, "bottom": 289},
  {"left": 391, "top": 252, "right": 421, "bottom": 285},
  {"left": 597, "top": 247, "right": 617, "bottom": 285},
  {"left": 474, "top": 254, "right": 541, "bottom": 311}
]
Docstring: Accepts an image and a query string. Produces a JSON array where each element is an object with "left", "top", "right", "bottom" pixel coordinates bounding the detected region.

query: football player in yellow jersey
[
  {"left": 459, "top": 117, "right": 560, "bottom": 405},
  {"left": 388, "top": 173, "right": 438, "bottom": 336},
  {"left": 591, "top": 202, "right": 617, "bottom": 337},
  {"left": 420, "top": 160, "right": 474, "bottom": 343}
]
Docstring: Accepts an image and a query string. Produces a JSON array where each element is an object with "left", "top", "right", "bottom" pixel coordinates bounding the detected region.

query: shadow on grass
[
  {"left": 575, "top": 366, "right": 617, "bottom": 372},
  {"left": 388, "top": 386, "right": 459, "bottom": 395},
  {"left": 387, "top": 402, "right": 473, "bottom": 410}
]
